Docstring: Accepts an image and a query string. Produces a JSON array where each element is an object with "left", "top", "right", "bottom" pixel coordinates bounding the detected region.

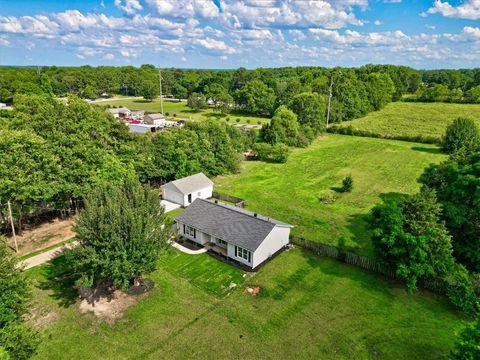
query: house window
[
  {"left": 235, "top": 246, "right": 251, "bottom": 262},
  {"left": 185, "top": 225, "right": 196, "bottom": 238},
  {"left": 218, "top": 239, "right": 227, "bottom": 246}
]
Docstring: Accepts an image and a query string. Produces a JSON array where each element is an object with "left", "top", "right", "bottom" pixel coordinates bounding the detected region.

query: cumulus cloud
[
  {"left": 423, "top": 0, "right": 480, "bottom": 20},
  {"left": 114, "top": 0, "right": 143, "bottom": 15},
  {"left": 192, "top": 38, "right": 236, "bottom": 55},
  {"left": 145, "top": 0, "right": 219, "bottom": 18}
]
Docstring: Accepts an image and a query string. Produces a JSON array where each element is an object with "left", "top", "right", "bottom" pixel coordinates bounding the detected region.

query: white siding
[
  {"left": 183, "top": 185, "right": 213, "bottom": 206},
  {"left": 227, "top": 243, "right": 253, "bottom": 267},
  {"left": 252, "top": 226, "right": 291, "bottom": 268},
  {"left": 177, "top": 222, "right": 208, "bottom": 245},
  {"left": 162, "top": 187, "right": 185, "bottom": 206}
]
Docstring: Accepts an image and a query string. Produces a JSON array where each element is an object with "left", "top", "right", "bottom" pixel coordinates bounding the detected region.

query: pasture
[
  {"left": 215, "top": 134, "right": 446, "bottom": 256},
  {"left": 334, "top": 102, "right": 480, "bottom": 140},
  {"left": 29, "top": 248, "right": 465, "bottom": 359},
  {"left": 96, "top": 98, "right": 270, "bottom": 125}
]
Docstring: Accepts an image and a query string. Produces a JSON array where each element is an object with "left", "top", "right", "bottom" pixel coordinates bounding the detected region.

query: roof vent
[{"left": 254, "top": 213, "right": 257, "bottom": 217}]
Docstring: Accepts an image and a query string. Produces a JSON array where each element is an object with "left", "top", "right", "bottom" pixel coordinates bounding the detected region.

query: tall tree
[
  {"left": 235, "top": 80, "right": 276, "bottom": 115},
  {"left": 288, "top": 92, "right": 326, "bottom": 132},
  {"left": 370, "top": 188, "right": 454, "bottom": 291},
  {"left": 0, "top": 239, "right": 39, "bottom": 359},
  {"left": 443, "top": 117, "right": 480, "bottom": 154},
  {"left": 67, "top": 178, "right": 172, "bottom": 290},
  {"left": 261, "top": 105, "right": 299, "bottom": 146}
]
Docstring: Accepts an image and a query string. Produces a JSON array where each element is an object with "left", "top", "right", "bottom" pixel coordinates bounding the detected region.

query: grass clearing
[
  {"left": 335, "top": 102, "right": 480, "bottom": 140},
  {"left": 96, "top": 98, "right": 270, "bottom": 125},
  {"left": 29, "top": 248, "right": 466, "bottom": 359},
  {"left": 215, "top": 134, "right": 446, "bottom": 256}
]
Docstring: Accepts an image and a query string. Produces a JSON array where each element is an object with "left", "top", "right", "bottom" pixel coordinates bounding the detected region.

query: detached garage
[{"left": 161, "top": 173, "right": 213, "bottom": 207}]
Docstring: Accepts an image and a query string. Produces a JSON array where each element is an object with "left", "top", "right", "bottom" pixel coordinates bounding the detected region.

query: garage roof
[{"left": 161, "top": 173, "right": 213, "bottom": 195}]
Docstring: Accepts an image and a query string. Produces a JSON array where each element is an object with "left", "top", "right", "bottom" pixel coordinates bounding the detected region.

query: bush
[
  {"left": 341, "top": 175, "right": 353, "bottom": 192},
  {"left": 252, "top": 143, "right": 290, "bottom": 163},
  {"left": 236, "top": 118, "right": 240, "bottom": 123},
  {"left": 165, "top": 112, "right": 170, "bottom": 116},
  {"left": 443, "top": 117, "right": 480, "bottom": 154},
  {"left": 246, "top": 119, "right": 251, "bottom": 123},
  {"left": 225, "top": 118, "right": 230, "bottom": 122},
  {"left": 449, "top": 315, "right": 480, "bottom": 359},
  {"left": 67, "top": 178, "right": 172, "bottom": 290},
  {"left": 173, "top": 113, "right": 177, "bottom": 117},
  {"left": 443, "top": 265, "right": 479, "bottom": 316},
  {"left": 257, "top": 121, "right": 261, "bottom": 125}
]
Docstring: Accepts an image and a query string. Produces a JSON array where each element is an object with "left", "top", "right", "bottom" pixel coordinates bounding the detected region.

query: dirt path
[{"left": 8, "top": 218, "right": 76, "bottom": 256}]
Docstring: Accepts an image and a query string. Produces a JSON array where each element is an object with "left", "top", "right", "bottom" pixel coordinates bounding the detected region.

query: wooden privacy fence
[
  {"left": 291, "top": 236, "right": 446, "bottom": 295},
  {"left": 212, "top": 191, "right": 246, "bottom": 208}
]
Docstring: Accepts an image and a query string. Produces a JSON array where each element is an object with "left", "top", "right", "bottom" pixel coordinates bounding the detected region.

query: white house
[
  {"left": 107, "top": 107, "right": 131, "bottom": 119},
  {"left": 175, "top": 199, "right": 293, "bottom": 269},
  {"left": 127, "top": 123, "right": 160, "bottom": 134},
  {"left": 0, "top": 102, "right": 7, "bottom": 108},
  {"left": 161, "top": 173, "right": 213, "bottom": 207}
]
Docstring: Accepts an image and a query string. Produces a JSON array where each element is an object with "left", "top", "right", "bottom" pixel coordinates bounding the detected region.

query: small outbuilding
[
  {"left": 175, "top": 199, "right": 293, "bottom": 269},
  {"left": 107, "top": 107, "right": 131, "bottom": 119},
  {"left": 161, "top": 173, "right": 213, "bottom": 207},
  {"left": 144, "top": 113, "right": 166, "bottom": 125}
]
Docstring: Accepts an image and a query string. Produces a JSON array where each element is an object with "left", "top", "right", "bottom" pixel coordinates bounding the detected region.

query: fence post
[{"left": 7, "top": 201, "right": 18, "bottom": 253}]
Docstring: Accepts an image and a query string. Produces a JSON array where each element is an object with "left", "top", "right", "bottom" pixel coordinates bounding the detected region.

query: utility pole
[
  {"left": 326, "top": 76, "right": 334, "bottom": 129},
  {"left": 7, "top": 201, "right": 18, "bottom": 253},
  {"left": 158, "top": 69, "right": 164, "bottom": 115}
]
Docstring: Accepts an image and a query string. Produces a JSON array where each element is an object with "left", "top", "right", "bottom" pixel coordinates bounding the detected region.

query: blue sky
[{"left": 0, "top": 0, "right": 479, "bottom": 69}]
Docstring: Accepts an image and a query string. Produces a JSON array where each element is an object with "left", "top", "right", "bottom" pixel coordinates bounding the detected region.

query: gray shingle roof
[
  {"left": 162, "top": 173, "right": 213, "bottom": 195},
  {"left": 175, "top": 199, "right": 292, "bottom": 251}
]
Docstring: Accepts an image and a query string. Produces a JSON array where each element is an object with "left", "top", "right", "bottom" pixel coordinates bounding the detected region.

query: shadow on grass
[
  {"left": 36, "top": 256, "right": 78, "bottom": 308},
  {"left": 330, "top": 186, "right": 344, "bottom": 193},
  {"left": 379, "top": 192, "right": 410, "bottom": 203},
  {"left": 203, "top": 112, "right": 226, "bottom": 119},
  {"left": 132, "top": 99, "right": 154, "bottom": 104},
  {"left": 411, "top": 146, "right": 443, "bottom": 155}
]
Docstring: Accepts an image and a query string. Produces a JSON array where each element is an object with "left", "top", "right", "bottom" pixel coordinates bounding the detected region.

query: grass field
[
  {"left": 334, "top": 102, "right": 480, "bottom": 140},
  {"left": 29, "top": 248, "right": 465, "bottom": 359},
  {"left": 215, "top": 134, "right": 446, "bottom": 256},
  {"left": 96, "top": 98, "right": 270, "bottom": 125}
]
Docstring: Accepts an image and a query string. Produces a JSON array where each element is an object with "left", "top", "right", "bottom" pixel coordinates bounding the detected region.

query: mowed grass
[
  {"left": 97, "top": 98, "right": 270, "bottom": 125},
  {"left": 215, "top": 134, "right": 446, "bottom": 256},
  {"left": 29, "top": 249, "right": 466, "bottom": 359},
  {"left": 336, "top": 102, "right": 480, "bottom": 140}
]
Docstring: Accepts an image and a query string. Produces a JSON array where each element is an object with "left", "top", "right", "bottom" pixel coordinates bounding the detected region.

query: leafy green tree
[
  {"left": 0, "top": 130, "right": 59, "bottom": 232},
  {"left": 214, "top": 92, "right": 233, "bottom": 115},
  {"left": 466, "top": 85, "right": 480, "bottom": 103},
  {"left": 171, "top": 83, "right": 188, "bottom": 99},
  {"left": 288, "top": 92, "right": 326, "bottom": 132},
  {"left": 420, "top": 152, "right": 480, "bottom": 272},
  {"left": 370, "top": 188, "right": 455, "bottom": 291},
  {"left": 67, "top": 178, "right": 172, "bottom": 290},
  {"left": 187, "top": 92, "right": 206, "bottom": 111},
  {"left": 443, "top": 117, "right": 480, "bottom": 154},
  {"left": 341, "top": 175, "right": 353, "bottom": 193},
  {"left": 261, "top": 105, "right": 299, "bottom": 146},
  {"left": 235, "top": 80, "right": 276, "bottom": 115},
  {"left": 0, "top": 239, "right": 39, "bottom": 359},
  {"left": 449, "top": 316, "right": 480, "bottom": 359},
  {"left": 139, "top": 80, "right": 158, "bottom": 101},
  {"left": 364, "top": 73, "right": 395, "bottom": 111}
]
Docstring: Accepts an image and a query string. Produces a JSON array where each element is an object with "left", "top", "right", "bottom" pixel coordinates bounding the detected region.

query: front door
[{"left": 188, "top": 193, "right": 192, "bottom": 203}]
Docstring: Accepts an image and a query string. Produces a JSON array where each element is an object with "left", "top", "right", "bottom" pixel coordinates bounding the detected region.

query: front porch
[{"left": 205, "top": 242, "right": 227, "bottom": 257}]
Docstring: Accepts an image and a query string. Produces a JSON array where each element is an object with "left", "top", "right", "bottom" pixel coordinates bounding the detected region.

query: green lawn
[
  {"left": 96, "top": 98, "right": 270, "bottom": 125},
  {"left": 215, "top": 134, "right": 446, "bottom": 256},
  {"left": 29, "top": 248, "right": 466, "bottom": 359},
  {"left": 334, "top": 102, "right": 480, "bottom": 140}
]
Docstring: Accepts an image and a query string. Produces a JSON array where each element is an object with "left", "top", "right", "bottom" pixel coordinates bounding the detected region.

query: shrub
[
  {"left": 165, "top": 112, "right": 170, "bottom": 116},
  {"left": 236, "top": 118, "right": 240, "bottom": 123},
  {"left": 257, "top": 121, "right": 261, "bottom": 125},
  {"left": 252, "top": 143, "right": 290, "bottom": 163},
  {"left": 443, "top": 265, "right": 479, "bottom": 316},
  {"left": 246, "top": 119, "right": 251, "bottom": 123},
  {"left": 173, "top": 113, "right": 177, "bottom": 117},
  {"left": 225, "top": 118, "right": 230, "bottom": 122},
  {"left": 449, "top": 315, "right": 480, "bottom": 359},
  {"left": 443, "top": 117, "right": 480, "bottom": 154},
  {"left": 67, "top": 178, "right": 172, "bottom": 291},
  {"left": 341, "top": 175, "right": 353, "bottom": 192}
]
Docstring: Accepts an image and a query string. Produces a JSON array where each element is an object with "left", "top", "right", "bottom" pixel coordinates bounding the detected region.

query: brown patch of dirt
[
  {"left": 28, "top": 308, "right": 60, "bottom": 329},
  {"left": 78, "top": 286, "right": 137, "bottom": 323},
  {"left": 8, "top": 218, "right": 76, "bottom": 256},
  {"left": 244, "top": 286, "right": 261, "bottom": 296}
]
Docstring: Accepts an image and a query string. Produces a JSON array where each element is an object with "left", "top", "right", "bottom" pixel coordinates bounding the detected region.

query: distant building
[
  {"left": 130, "top": 110, "right": 145, "bottom": 120},
  {"left": 128, "top": 123, "right": 160, "bottom": 134},
  {"left": 0, "top": 103, "right": 6, "bottom": 108},
  {"left": 161, "top": 173, "right": 213, "bottom": 207},
  {"left": 107, "top": 107, "right": 131, "bottom": 119},
  {"left": 144, "top": 113, "right": 166, "bottom": 125}
]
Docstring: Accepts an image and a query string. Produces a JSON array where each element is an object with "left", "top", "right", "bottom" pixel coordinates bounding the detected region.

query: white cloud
[
  {"left": 192, "top": 38, "right": 236, "bottom": 55},
  {"left": 374, "top": 20, "right": 383, "bottom": 26},
  {"left": 423, "top": 0, "right": 480, "bottom": 20},
  {"left": 114, "top": 0, "right": 143, "bottom": 15},
  {"left": 145, "top": 0, "right": 219, "bottom": 18},
  {"left": 0, "top": 35, "right": 10, "bottom": 46},
  {"left": 289, "top": 29, "right": 306, "bottom": 40},
  {"left": 103, "top": 53, "right": 115, "bottom": 60}
]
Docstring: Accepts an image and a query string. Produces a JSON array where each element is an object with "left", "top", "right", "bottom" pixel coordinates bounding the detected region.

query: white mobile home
[
  {"left": 161, "top": 173, "right": 213, "bottom": 207},
  {"left": 175, "top": 199, "right": 293, "bottom": 269}
]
